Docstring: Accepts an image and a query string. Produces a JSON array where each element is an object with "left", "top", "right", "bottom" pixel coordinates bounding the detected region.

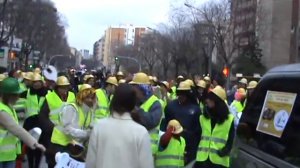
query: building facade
[{"left": 231, "top": 0, "right": 300, "bottom": 70}]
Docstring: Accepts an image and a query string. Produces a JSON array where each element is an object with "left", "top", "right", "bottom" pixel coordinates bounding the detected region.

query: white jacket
[{"left": 86, "top": 112, "right": 154, "bottom": 168}]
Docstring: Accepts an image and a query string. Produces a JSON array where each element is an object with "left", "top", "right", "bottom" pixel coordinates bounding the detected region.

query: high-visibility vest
[
  {"left": 46, "top": 91, "right": 76, "bottom": 125},
  {"left": 155, "top": 137, "right": 186, "bottom": 167},
  {"left": 170, "top": 86, "right": 177, "bottom": 100},
  {"left": 13, "top": 82, "right": 27, "bottom": 113},
  {"left": 51, "top": 103, "right": 92, "bottom": 146},
  {"left": 25, "top": 89, "right": 45, "bottom": 118},
  {"left": 140, "top": 95, "right": 162, "bottom": 154},
  {"left": 95, "top": 89, "right": 109, "bottom": 119},
  {"left": 231, "top": 100, "right": 244, "bottom": 113},
  {"left": 196, "top": 114, "right": 234, "bottom": 167},
  {"left": 0, "top": 102, "right": 21, "bottom": 162}
]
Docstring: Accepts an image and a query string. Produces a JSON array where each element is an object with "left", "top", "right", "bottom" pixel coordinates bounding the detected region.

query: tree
[
  {"left": 138, "top": 33, "right": 158, "bottom": 74},
  {"left": 0, "top": 0, "right": 17, "bottom": 47}
]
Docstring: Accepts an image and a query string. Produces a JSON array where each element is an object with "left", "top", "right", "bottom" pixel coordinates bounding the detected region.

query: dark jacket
[{"left": 164, "top": 99, "right": 201, "bottom": 165}]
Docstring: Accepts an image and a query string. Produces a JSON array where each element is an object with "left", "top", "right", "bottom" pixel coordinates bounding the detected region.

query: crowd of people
[{"left": 0, "top": 66, "right": 258, "bottom": 168}]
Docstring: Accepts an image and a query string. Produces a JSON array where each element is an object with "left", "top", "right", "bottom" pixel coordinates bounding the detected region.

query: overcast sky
[{"left": 52, "top": 0, "right": 204, "bottom": 52}]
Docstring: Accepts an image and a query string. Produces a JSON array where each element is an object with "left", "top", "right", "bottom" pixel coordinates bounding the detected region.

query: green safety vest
[
  {"left": 196, "top": 114, "right": 234, "bottom": 167},
  {"left": 95, "top": 89, "right": 110, "bottom": 119},
  {"left": 170, "top": 86, "right": 177, "bottom": 100},
  {"left": 13, "top": 82, "right": 27, "bottom": 113},
  {"left": 0, "top": 102, "right": 21, "bottom": 162},
  {"left": 200, "top": 102, "right": 204, "bottom": 114},
  {"left": 46, "top": 91, "right": 76, "bottom": 125},
  {"left": 231, "top": 100, "right": 244, "bottom": 113},
  {"left": 25, "top": 89, "right": 45, "bottom": 118},
  {"left": 51, "top": 103, "right": 92, "bottom": 146},
  {"left": 155, "top": 137, "right": 186, "bottom": 168},
  {"left": 140, "top": 95, "right": 162, "bottom": 154}
]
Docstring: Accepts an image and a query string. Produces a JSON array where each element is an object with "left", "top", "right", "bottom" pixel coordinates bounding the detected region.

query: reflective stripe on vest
[
  {"left": 196, "top": 114, "right": 234, "bottom": 167},
  {"left": 0, "top": 102, "right": 21, "bottom": 162},
  {"left": 51, "top": 103, "right": 92, "bottom": 146},
  {"left": 95, "top": 89, "right": 109, "bottom": 119},
  {"left": 155, "top": 137, "right": 186, "bottom": 168},
  {"left": 26, "top": 89, "right": 45, "bottom": 118},
  {"left": 140, "top": 95, "right": 162, "bottom": 154},
  {"left": 46, "top": 91, "right": 76, "bottom": 125}
]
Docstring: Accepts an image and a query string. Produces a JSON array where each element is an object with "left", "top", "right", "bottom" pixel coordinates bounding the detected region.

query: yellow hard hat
[
  {"left": 247, "top": 81, "right": 258, "bottom": 89},
  {"left": 116, "top": 71, "right": 124, "bottom": 76},
  {"left": 31, "top": 73, "right": 43, "bottom": 82},
  {"left": 34, "top": 68, "right": 41, "bottom": 74},
  {"left": 152, "top": 76, "right": 158, "bottom": 82},
  {"left": 130, "top": 72, "right": 150, "bottom": 85},
  {"left": 167, "top": 120, "right": 183, "bottom": 134},
  {"left": 0, "top": 74, "right": 6, "bottom": 82},
  {"left": 185, "top": 79, "right": 195, "bottom": 87},
  {"left": 204, "top": 76, "right": 211, "bottom": 82},
  {"left": 118, "top": 79, "right": 126, "bottom": 84},
  {"left": 212, "top": 85, "right": 226, "bottom": 100},
  {"left": 177, "top": 75, "right": 184, "bottom": 79},
  {"left": 177, "top": 81, "right": 191, "bottom": 91},
  {"left": 161, "top": 81, "right": 170, "bottom": 89},
  {"left": 148, "top": 76, "right": 153, "bottom": 81},
  {"left": 237, "top": 88, "right": 247, "bottom": 96},
  {"left": 239, "top": 78, "right": 248, "bottom": 85},
  {"left": 106, "top": 76, "right": 118, "bottom": 86},
  {"left": 197, "top": 80, "right": 206, "bottom": 88},
  {"left": 83, "top": 74, "right": 94, "bottom": 82},
  {"left": 79, "top": 84, "right": 92, "bottom": 92},
  {"left": 56, "top": 76, "right": 70, "bottom": 86},
  {"left": 24, "top": 72, "right": 34, "bottom": 81}
]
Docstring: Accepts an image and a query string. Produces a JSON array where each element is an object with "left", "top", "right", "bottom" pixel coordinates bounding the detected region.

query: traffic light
[
  {"left": 223, "top": 67, "right": 230, "bottom": 77},
  {"left": 9, "top": 51, "right": 16, "bottom": 60},
  {"left": 115, "top": 56, "right": 119, "bottom": 62}
]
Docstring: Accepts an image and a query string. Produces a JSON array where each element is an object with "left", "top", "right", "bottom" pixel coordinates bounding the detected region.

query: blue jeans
[{"left": 0, "top": 161, "right": 16, "bottom": 168}]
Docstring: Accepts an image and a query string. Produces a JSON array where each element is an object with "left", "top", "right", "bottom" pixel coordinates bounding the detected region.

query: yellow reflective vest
[
  {"left": 46, "top": 91, "right": 75, "bottom": 125},
  {"left": 155, "top": 137, "right": 186, "bottom": 167},
  {"left": 0, "top": 102, "right": 21, "bottom": 162},
  {"left": 51, "top": 103, "right": 92, "bottom": 146},
  {"left": 25, "top": 89, "right": 45, "bottom": 118},
  {"left": 196, "top": 114, "right": 234, "bottom": 167},
  {"left": 95, "top": 89, "right": 109, "bottom": 119},
  {"left": 140, "top": 95, "right": 162, "bottom": 154}
]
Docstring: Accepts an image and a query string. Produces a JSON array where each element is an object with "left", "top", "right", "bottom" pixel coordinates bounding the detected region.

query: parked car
[{"left": 231, "top": 64, "right": 300, "bottom": 168}]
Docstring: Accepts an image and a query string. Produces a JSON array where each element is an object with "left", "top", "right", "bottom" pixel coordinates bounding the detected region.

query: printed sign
[
  {"left": 55, "top": 152, "right": 85, "bottom": 168},
  {"left": 256, "top": 91, "right": 297, "bottom": 138}
]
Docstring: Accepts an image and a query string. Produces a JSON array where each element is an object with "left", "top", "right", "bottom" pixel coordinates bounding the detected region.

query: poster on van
[{"left": 256, "top": 91, "right": 297, "bottom": 138}]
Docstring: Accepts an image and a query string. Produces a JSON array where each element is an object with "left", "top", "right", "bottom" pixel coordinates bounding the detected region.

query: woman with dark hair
[
  {"left": 86, "top": 84, "right": 154, "bottom": 168},
  {"left": 194, "top": 86, "right": 235, "bottom": 168}
]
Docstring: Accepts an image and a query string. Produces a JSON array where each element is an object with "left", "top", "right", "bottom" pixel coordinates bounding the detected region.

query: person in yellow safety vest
[
  {"left": 0, "top": 77, "right": 45, "bottom": 168},
  {"left": 230, "top": 88, "right": 247, "bottom": 128},
  {"left": 130, "top": 72, "right": 163, "bottom": 155},
  {"left": 13, "top": 72, "right": 33, "bottom": 115},
  {"left": 38, "top": 76, "right": 76, "bottom": 168},
  {"left": 170, "top": 75, "right": 185, "bottom": 100},
  {"left": 94, "top": 76, "right": 118, "bottom": 119},
  {"left": 194, "top": 86, "right": 235, "bottom": 168},
  {"left": 164, "top": 81, "right": 201, "bottom": 165},
  {"left": 196, "top": 80, "right": 208, "bottom": 113},
  {"left": 78, "top": 74, "right": 95, "bottom": 91},
  {"left": 48, "top": 84, "right": 96, "bottom": 164},
  {"left": 22, "top": 73, "right": 48, "bottom": 168},
  {"left": 156, "top": 119, "right": 186, "bottom": 168}
]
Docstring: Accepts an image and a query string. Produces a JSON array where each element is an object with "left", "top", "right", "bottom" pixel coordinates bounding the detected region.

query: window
[{"left": 239, "top": 77, "right": 300, "bottom": 167}]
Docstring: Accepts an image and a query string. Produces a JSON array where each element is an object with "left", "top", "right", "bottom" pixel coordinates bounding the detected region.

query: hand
[{"left": 34, "top": 143, "right": 46, "bottom": 152}]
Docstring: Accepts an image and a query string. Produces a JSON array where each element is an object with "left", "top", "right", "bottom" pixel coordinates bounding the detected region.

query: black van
[{"left": 231, "top": 64, "right": 300, "bottom": 168}]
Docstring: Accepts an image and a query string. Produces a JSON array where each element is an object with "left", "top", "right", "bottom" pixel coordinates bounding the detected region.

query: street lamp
[
  {"left": 116, "top": 56, "right": 141, "bottom": 71},
  {"left": 47, "top": 55, "right": 65, "bottom": 66}
]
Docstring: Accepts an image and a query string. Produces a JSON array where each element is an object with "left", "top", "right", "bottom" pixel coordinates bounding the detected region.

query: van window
[{"left": 239, "top": 77, "right": 300, "bottom": 166}]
